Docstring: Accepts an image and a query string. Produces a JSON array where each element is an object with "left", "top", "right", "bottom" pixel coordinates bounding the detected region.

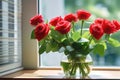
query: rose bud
[
  {"left": 76, "top": 9, "right": 91, "bottom": 20},
  {"left": 64, "top": 13, "right": 77, "bottom": 22},
  {"left": 30, "top": 15, "right": 44, "bottom": 26},
  {"left": 49, "top": 16, "right": 63, "bottom": 26}
]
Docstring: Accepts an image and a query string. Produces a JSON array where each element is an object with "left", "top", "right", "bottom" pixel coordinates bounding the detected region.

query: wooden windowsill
[{"left": 1, "top": 68, "right": 120, "bottom": 79}]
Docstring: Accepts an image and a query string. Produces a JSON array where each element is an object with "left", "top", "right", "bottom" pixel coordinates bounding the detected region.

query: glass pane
[
  {"left": 0, "top": 0, "right": 22, "bottom": 73},
  {"left": 40, "top": 0, "right": 120, "bottom": 67}
]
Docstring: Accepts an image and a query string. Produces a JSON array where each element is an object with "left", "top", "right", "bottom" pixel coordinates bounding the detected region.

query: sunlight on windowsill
[{"left": 1, "top": 67, "right": 120, "bottom": 79}]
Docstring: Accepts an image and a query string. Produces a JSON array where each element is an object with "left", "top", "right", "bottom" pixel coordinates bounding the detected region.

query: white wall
[{"left": 22, "top": 0, "right": 39, "bottom": 69}]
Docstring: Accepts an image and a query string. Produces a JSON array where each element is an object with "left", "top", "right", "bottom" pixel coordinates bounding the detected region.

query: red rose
[
  {"left": 49, "top": 16, "right": 63, "bottom": 26},
  {"left": 30, "top": 15, "right": 44, "bottom": 26},
  {"left": 55, "top": 20, "right": 71, "bottom": 34},
  {"left": 34, "top": 23, "right": 50, "bottom": 41},
  {"left": 76, "top": 9, "right": 91, "bottom": 20},
  {"left": 89, "top": 23, "right": 104, "bottom": 40},
  {"left": 64, "top": 13, "right": 77, "bottom": 22},
  {"left": 94, "top": 18, "right": 104, "bottom": 25},
  {"left": 102, "top": 19, "right": 116, "bottom": 34},
  {"left": 112, "top": 20, "right": 120, "bottom": 31}
]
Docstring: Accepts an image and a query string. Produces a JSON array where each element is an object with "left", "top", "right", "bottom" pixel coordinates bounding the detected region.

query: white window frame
[{"left": 21, "top": 0, "right": 39, "bottom": 69}]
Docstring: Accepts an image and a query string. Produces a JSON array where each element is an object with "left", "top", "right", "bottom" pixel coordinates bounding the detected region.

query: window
[
  {"left": 39, "top": 0, "right": 120, "bottom": 67},
  {"left": 0, "top": 0, "right": 22, "bottom": 76}
]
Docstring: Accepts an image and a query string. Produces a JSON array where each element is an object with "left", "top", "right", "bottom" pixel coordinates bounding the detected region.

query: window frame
[{"left": 21, "top": 0, "right": 39, "bottom": 69}]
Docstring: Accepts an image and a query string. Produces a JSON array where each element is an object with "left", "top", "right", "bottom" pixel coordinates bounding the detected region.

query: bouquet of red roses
[
  {"left": 30, "top": 9, "right": 120, "bottom": 55},
  {"left": 30, "top": 9, "right": 120, "bottom": 78}
]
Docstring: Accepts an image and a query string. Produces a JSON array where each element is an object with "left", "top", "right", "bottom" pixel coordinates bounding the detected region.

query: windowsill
[{"left": 1, "top": 68, "right": 120, "bottom": 79}]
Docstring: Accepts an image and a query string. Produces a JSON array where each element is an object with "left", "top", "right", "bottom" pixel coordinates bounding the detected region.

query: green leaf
[
  {"left": 72, "top": 31, "right": 80, "bottom": 41},
  {"left": 46, "top": 42, "right": 52, "bottom": 53},
  {"left": 82, "top": 31, "right": 90, "bottom": 38},
  {"left": 39, "top": 43, "right": 46, "bottom": 54},
  {"left": 71, "top": 42, "right": 83, "bottom": 51},
  {"left": 46, "top": 40, "right": 59, "bottom": 52},
  {"left": 93, "top": 44, "right": 105, "bottom": 56},
  {"left": 38, "top": 39, "right": 45, "bottom": 46},
  {"left": 52, "top": 44, "right": 60, "bottom": 52},
  {"left": 50, "top": 28, "right": 66, "bottom": 43},
  {"left": 71, "top": 41, "right": 90, "bottom": 55},
  {"left": 102, "top": 42, "right": 107, "bottom": 50},
  {"left": 108, "top": 38, "right": 120, "bottom": 47},
  {"left": 62, "top": 39, "right": 70, "bottom": 46},
  {"left": 31, "top": 29, "right": 36, "bottom": 39}
]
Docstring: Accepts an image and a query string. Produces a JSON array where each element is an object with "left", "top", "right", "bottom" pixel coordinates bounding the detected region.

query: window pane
[
  {"left": 0, "top": 0, "right": 22, "bottom": 73},
  {"left": 40, "top": 0, "right": 120, "bottom": 67}
]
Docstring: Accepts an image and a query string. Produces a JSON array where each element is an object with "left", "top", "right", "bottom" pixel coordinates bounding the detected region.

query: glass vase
[{"left": 61, "top": 54, "right": 93, "bottom": 79}]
